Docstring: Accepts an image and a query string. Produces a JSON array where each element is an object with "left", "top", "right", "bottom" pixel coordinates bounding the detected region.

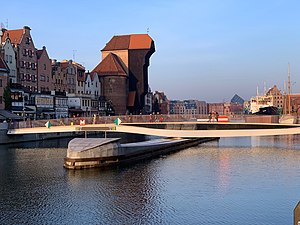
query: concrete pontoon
[{"left": 64, "top": 137, "right": 217, "bottom": 169}]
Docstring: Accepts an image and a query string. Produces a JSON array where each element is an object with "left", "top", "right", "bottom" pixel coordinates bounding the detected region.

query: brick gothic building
[
  {"left": 92, "top": 34, "right": 155, "bottom": 115},
  {"left": 1, "top": 26, "right": 38, "bottom": 92}
]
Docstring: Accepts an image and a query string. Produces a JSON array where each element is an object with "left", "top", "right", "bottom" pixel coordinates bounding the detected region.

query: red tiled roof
[
  {"left": 102, "top": 34, "right": 153, "bottom": 51},
  {"left": 1, "top": 29, "right": 24, "bottom": 44},
  {"left": 0, "top": 56, "right": 9, "bottom": 72},
  {"left": 92, "top": 53, "right": 127, "bottom": 77},
  {"left": 129, "top": 34, "right": 152, "bottom": 49}
]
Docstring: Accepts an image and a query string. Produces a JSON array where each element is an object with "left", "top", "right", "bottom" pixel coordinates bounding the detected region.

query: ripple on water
[{"left": 0, "top": 136, "right": 300, "bottom": 224}]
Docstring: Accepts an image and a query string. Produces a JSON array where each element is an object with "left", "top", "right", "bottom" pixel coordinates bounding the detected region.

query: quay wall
[{"left": 244, "top": 115, "right": 279, "bottom": 123}]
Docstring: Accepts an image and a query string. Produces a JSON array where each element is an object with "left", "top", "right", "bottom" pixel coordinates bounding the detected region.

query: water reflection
[{"left": 0, "top": 135, "right": 300, "bottom": 224}]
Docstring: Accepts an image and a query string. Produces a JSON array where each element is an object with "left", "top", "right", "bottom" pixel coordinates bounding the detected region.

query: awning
[
  {"left": 0, "top": 109, "right": 23, "bottom": 120},
  {"left": 68, "top": 108, "right": 83, "bottom": 112}
]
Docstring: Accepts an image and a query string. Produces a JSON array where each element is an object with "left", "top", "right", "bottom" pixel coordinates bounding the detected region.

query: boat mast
[
  {"left": 284, "top": 80, "right": 287, "bottom": 114},
  {"left": 288, "top": 63, "right": 291, "bottom": 114}
]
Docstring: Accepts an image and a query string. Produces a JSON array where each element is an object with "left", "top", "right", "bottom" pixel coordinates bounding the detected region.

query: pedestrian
[
  {"left": 208, "top": 112, "right": 212, "bottom": 122},
  {"left": 215, "top": 112, "right": 219, "bottom": 122}
]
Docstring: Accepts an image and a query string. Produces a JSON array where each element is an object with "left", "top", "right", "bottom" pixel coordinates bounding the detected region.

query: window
[
  {"left": 0, "top": 79, "right": 2, "bottom": 87},
  {"left": 9, "top": 55, "right": 12, "bottom": 63},
  {"left": 0, "top": 96, "right": 2, "bottom": 104},
  {"left": 5, "top": 55, "right": 8, "bottom": 63},
  {"left": 44, "top": 64, "right": 46, "bottom": 70},
  {"left": 40, "top": 75, "right": 46, "bottom": 81}
]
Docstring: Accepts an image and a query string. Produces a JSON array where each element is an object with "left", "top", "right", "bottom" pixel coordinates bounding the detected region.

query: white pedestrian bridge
[{"left": 7, "top": 122, "right": 300, "bottom": 138}]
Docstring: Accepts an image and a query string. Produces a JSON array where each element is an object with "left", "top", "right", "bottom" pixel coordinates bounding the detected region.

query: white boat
[{"left": 250, "top": 95, "right": 275, "bottom": 114}]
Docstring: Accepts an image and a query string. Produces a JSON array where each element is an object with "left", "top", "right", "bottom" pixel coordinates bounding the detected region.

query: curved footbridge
[
  {"left": 10, "top": 122, "right": 300, "bottom": 169},
  {"left": 7, "top": 122, "right": 300, "bottom": 138}
]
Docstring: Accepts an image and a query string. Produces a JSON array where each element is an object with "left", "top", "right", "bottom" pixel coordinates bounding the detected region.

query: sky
[{"left": 1, "top": 0, "right": 300, "bottom": 102}]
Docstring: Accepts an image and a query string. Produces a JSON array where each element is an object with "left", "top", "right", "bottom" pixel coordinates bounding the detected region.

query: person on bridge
[
  {"left": 215, "top": 112, "right": 219, "bottom": 122},
  {"left": 208, "top": 112, "right": 212, "bottom": 122}
]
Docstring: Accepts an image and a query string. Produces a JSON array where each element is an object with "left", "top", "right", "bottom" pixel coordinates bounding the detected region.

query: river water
[{"left": 0, "top": 134, "right": 300, "bottom": 224}]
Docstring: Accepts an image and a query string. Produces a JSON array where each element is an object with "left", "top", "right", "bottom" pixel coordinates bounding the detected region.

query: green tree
[{"left": 3, "top": 85, "right": 12, "bottom": 110}]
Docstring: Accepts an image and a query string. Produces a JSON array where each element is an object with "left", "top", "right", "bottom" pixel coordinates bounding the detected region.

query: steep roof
[
  {"left": 92, "top": 53, "right": 127, "bottom": 77},
  {"left": 102, "top": 34, "right": 153, "bottom": 51},
  {"left": 0, "top": 56, "right": 9, "bottom": 72},
  {"left": 231, "top": 94, "right": 244, "bottom": 104},
  {"left": 1, "top": 29, "right": 24, "bottom": 45},
  {"left": 89, "top": 72, "right": 98, "bottom": 81},
  {"left": 36, "top": 49, "right": 43, "bottom": 59}
]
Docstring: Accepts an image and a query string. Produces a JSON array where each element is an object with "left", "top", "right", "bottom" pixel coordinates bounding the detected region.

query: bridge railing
[{"left": 8, "top": 114, "right": 245, "bottom": 129}]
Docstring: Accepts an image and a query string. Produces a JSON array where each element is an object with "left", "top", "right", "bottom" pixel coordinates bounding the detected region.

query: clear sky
[{"left": 1, "top": 0, "right": 300, "bottom": 102}]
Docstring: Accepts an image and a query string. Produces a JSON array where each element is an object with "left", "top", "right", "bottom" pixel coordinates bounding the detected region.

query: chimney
[{"left": 23, "top": 26, "right": 31, "bottom": 34}]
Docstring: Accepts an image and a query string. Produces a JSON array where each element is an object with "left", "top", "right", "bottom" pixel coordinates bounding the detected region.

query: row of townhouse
[
  {"left": 0, "top": 26, "right": 104, "bottom": 119},
  {"left": 169, "top": 94, "right": 245, "bottom": 116},
  {"left": 169, "top": 100, "right": 207, "bottom": 115},
  {"left": 0, "top": 26, "right": 157, "bottom": 118}
]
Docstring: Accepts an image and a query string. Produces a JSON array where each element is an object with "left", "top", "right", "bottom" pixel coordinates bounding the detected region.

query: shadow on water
[{"left": 2, "top": 132, "right": 154, "bottom": 149}]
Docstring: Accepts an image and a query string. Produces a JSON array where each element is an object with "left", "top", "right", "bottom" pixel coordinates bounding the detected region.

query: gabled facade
[
  {"left": 1, "top": 26, "right": 38, "bottom": 92},
  {"left": 85, "top": 72, "right": 100, "bottom": 98},
  {"left": 266, "top": 85, "right": 283, "bottom": 109},
  {"left": 1, "top": 37, "right": 17, "bottom": 83},
  {"left": 60, "top": 60, "right": 76, "bottom": 94},
  {"left": 73, "top": 61, "right": 85, "bottom": 95},
  {"left": 37, "top": 46, "right": 53, "bottom": 92},
  {"left": 51, "top": 59, "right": 67, "bottom": 93}
]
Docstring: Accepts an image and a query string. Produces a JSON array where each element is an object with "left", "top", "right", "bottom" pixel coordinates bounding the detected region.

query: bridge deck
[{"left": 7, "top": 122, "right": 300, "bottom": 138}]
